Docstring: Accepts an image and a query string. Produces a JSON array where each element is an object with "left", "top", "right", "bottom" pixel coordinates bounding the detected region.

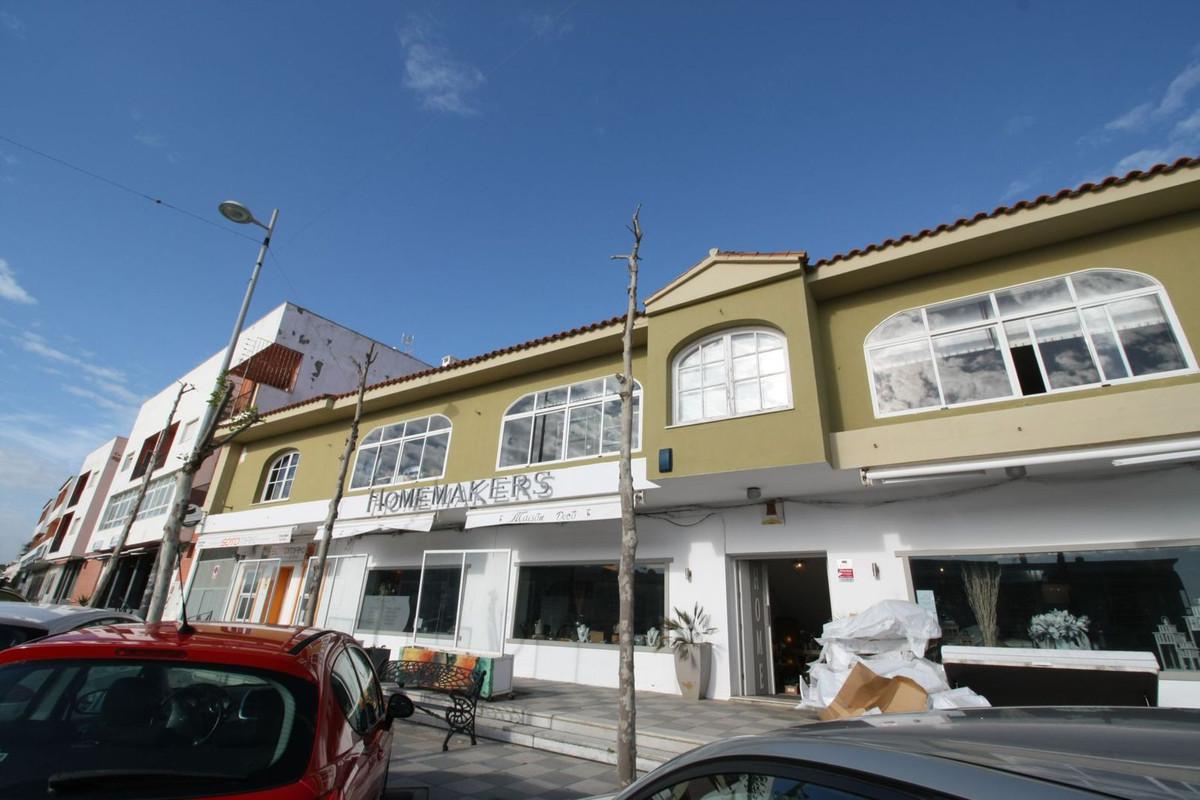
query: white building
[{"left": 82, "top": 302, "right": 428, "bottom": 611}]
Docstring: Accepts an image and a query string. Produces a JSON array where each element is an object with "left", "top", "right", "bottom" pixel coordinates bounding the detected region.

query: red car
[{"left": 0, "top": 622, "right": 414, "bottom": 799}]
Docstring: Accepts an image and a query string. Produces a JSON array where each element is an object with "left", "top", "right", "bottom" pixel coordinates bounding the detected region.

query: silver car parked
[
  {"left": 0, "top": 602, "right": 140, "bottom": 650},
  {"left": 599, "top": 707, "right": 1200, "bottom": 800}
]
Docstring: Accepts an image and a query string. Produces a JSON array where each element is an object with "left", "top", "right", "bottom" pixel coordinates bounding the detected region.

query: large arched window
[
  {"left": 673, "top": 328, "right": 791, "bottom": 425},
  {"left": 261, "top": 450, "right": 300, "bottom": 502},
  {"left": 350, "top": 415, "right": 451, "bottom": 489},
  {"left": 865, "top": 269, "right": 1195, "bottom": 417},
  {"left": 498, "top": 377, "right": 641, "bottom": 468}
]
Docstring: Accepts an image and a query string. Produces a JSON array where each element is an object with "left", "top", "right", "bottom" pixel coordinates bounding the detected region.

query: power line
[
  {"left": 267, "top": 247, "right": 303, "bottom": 304},
  {"left": 0, "top": 133, "right": 260, "bottom": 243}
]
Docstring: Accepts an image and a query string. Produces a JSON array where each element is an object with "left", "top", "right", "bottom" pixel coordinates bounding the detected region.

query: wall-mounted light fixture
[
  {"left": 792, "top": 559, "right": 805, "bottom": 572},
  {"left": 684, "top": 567, "right": 693, "bottom": 582}
]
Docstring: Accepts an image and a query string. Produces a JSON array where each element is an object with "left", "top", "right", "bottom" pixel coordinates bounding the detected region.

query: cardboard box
[{"left": 818, "top": 662, "right": 928, "bottom": 721}]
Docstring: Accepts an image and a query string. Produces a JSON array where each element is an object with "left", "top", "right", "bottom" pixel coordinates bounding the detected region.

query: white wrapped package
[
  {"left": 862, "top": 651, "right": 949, "bottom": 694},
  {"left": 930, "top": 687, "right": 991, "bottom": 709},
  {"left": 817, "top": 600, "right": 941, "bottom": 659}
]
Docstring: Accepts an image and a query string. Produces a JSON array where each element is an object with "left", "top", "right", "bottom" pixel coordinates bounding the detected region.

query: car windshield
[
  {"left": 0, "top": 624, "right": 46, "bottom": 651},
  {"left": 0, "top": 658, "right": 317, "bottom": 799}
]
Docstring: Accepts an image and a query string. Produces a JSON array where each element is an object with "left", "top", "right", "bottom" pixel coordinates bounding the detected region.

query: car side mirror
[{"left": 385, "top": 691, "right": 414, "bottom": 729}]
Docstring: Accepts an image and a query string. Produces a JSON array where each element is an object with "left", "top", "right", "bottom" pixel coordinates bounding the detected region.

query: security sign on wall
[{"left": 836, "top": 559, "right": 854, "bottom": 580}]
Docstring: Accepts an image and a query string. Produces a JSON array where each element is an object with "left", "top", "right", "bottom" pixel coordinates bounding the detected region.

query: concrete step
[
  {"left": 403, "top": 708, "right": 677, "bottom": 772},
  {"left": 398, "top": 687, "right": 703, "bottom": 771}
]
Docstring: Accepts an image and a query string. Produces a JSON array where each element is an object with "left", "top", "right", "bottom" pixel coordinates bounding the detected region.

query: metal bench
[{"left": 380, "top": 660, "right": 486, "bottom": 751}]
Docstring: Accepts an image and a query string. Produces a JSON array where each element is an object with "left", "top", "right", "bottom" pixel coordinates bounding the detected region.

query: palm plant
[{"left": 659, "top": 603, "right": 717, "bottom": 654}]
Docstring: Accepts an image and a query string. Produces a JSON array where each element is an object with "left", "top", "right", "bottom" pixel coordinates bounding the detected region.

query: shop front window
[
  {"left": 511, "top": 563, "right": 666, "bottom": 645},
  {"left": 356, "top": 567, "right": 422, "bottom": 635},
  {"left": 412, "top": 550, "right": 511, "bottom": 656},
  {"left": 910, "top": 547, "right": 1200, "bottom": 671}
]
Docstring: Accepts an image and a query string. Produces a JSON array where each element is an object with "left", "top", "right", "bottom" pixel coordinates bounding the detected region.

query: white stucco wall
[
  {"left": 46, "top": 437, "right": 126, "bottom": 559},
  {"left": 87, "top": 303, "right": 428, "bottom": 554}
]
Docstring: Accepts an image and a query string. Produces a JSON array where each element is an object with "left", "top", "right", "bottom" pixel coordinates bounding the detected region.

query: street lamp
[{"left": 142, "top": 200, "right": 279, "bottom": 622}]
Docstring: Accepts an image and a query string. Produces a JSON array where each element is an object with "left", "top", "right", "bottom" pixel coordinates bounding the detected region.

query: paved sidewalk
[{"left": 388, "top": 720, "right": 629, "bottom": 799}]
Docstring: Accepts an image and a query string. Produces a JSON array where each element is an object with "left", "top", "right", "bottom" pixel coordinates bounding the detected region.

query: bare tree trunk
[
  {"left": 145, "top": 381, "right": 258, "bottom": 622},
  {"left": 611, "top": 206, "right": 642, "bottom": 787},
  {"left": 91, "top": 382, "right": 190, "bottom": 610},
  {"left": 302, "top": 345, "right": 377, "bottom": 627}
]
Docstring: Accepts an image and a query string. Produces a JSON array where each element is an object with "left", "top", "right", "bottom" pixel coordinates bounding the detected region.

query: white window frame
[
  {"left": 412, "top": 548, "right": 512, "bottom": 657},
  {"left": 96, "top": 475, "right": 175, "bottom": 530},
  {"left": 496, "top": 376, "right": 643, "bottom": 470},
  {"left": 227, "top": 557, "right": 281, "bottom": 623},
  {"left": 670, "top": 327, "right": 794, "bottom": 426},
  {"left": 350, "top": 414, "right": 452, "bottom": 491},
  {"left": 260, "top": 450, "right": 300, "bottom": 503},
  {"left": 864, "top": 269, "right": 1197, "bottom": 419}
]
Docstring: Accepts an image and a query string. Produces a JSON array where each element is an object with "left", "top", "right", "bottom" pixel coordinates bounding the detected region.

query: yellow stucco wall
[
  {"left": 816, "top": 209, "right": 1200, "bottom": 434},
  {"left": 643, "top": 272, "right": 828, "bottom": 480},
  {"left": 220, "top": 351, "right": 647, "bottom": 513}
]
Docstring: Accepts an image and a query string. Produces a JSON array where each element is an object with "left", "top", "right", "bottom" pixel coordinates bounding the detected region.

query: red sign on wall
[{"left": 836, "top": 559, "right": 854, "bottom": 580}]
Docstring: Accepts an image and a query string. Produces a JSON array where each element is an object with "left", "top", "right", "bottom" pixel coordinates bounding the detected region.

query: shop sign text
[{"left": 366, "top": 472, "right": 554, "bottom": 516}]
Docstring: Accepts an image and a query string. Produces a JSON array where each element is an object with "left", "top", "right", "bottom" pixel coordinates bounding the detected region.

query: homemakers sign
[{"left": 365, "top": 471, "right": 555, "bottom": 516}]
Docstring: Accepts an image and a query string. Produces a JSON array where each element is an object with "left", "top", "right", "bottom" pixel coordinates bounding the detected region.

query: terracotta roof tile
[
  {"left": 257, "top": 314, "right": 631, "bottom": 421},
  {"left": 812, "top": 155, "right": 1200, "bottom": 268}
]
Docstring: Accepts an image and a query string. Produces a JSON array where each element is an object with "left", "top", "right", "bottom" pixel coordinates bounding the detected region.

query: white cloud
[
  {"left": 1157, "top": 61, "right": 1200, "bottom": 117},
  {"left": 0, "top": 444, "right": 72, "bottom": 492},
  {"left": 1002, "top": 176, "right": 1036, "bottom": 201},
  {"left": 1105, "top": 102, "right": 1152, "bottom": 133},
  {"left": 528, "top": 11, "right": 574, "bottom": 39},
  {"left": 62, "top": 385, "right": 131, "bottom": 413},
  {"left": 0, "top": 11, "right": 25, "bottom": 38},
  {"left": 0, "top": 258, "right": 35, "bottom": 304},
  {"left": 398, "top": 19, "right": 485, "bottom": 116},
  {"left": 1113, "top": 144, "right": 1190, "bottom": 175},
  {"left": 1172, "top": 108, "right": 1200, "bottom": 138},
  {"left": 134, "top": 132, "right": 166, "bottom": 148},
  {"left": 1004, "top": 114, "right": 1036, "bottom": 136},
  {"left": 15, "top": 331, "right": 141, "bottom": 417},
  {"left": 1105, "top": 60, "right": 1200, "bottom": 135}
]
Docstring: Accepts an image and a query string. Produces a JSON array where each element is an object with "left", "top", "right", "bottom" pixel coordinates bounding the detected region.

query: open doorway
[{"left": 736, "top": 555, "right": 831, "bottom": 696}]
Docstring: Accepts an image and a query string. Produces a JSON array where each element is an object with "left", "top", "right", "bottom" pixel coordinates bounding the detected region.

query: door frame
[{"left": 732, "top": 552, "right": 829, "bottom": 697}]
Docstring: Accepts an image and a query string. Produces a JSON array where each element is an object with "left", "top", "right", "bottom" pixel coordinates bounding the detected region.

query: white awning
[
  {"left": 320, "top": 512, "right": 436, "bottom": 541},
  {"left": 464, "top": 495, "right": 621, "bottom": 529},
  {"left": 194, "top": 526, "right": 296, "bottom": 551}
]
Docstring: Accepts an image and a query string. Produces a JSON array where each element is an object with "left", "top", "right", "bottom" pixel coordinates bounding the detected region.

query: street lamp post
[{"left": 142, "top": 202, "right": 279, "bottom": 623}]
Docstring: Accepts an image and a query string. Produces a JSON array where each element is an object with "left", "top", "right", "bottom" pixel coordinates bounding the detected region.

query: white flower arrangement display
[{"left": 1029, "top": 609, "right": 1091, "bottom": 649}]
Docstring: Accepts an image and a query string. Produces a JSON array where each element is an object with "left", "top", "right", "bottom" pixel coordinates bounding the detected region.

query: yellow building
[{"left": 183, "top": 157, "right": 1200, "bottom": 705}]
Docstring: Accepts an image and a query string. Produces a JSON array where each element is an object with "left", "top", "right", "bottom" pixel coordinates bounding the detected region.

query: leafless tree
[
  {"left": 610, "top": 205, "right": 642, "bottom": 787},
  {"left": 301, "top": 344, "right": 378, "bottom": 626},
  {"left": 91, "top": 381, "right": 190, "bottom": 609},
  {"left": 143, "top": 376, "right": 259, "bottom": 622}
]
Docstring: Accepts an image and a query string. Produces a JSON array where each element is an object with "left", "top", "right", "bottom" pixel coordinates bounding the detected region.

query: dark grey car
[
  {"left": 599, "top": 707, "right": 1200, "bottom": 800},
  {"left": 0, "top": 602, "right": 140, "bottom": 650}
]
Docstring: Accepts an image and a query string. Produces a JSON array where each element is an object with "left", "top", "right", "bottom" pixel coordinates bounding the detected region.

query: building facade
[
  {"left": 65, "top": 302, "right": 428, "bottom": 611},
  {"left": 12, "top": 437, "right": 128, "bottom": 602},
  {"left": 187, "top": 159, "right": 1200, "bottom": 706}
]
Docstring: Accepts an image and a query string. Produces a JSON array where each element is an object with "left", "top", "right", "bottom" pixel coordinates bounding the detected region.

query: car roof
[
  {"left": 646, "top": 707, "right": 1200, "bottom": 800},
  {"left": 0, "top": 601, "right": 135, "bottom": 628},
  {"left": 0, "top": 621, "right": 346, "bottom": 681}
]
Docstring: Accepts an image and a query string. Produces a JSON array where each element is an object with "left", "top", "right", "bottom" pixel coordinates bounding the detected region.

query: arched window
[
  {"left": 673, "top": 328, "right": 791, "bottom": 424},
  {"left": 261, "top": 451, "right": 300, "bottom": 502},
  {"left": 351, "top": 415, "right": 451, "bottom": 490},
  {"left": 865, "top": 269, "right": 1195, "bottom": 417},
  {"left": 499, "top": 377, "right": 641, "bottom": 468}
]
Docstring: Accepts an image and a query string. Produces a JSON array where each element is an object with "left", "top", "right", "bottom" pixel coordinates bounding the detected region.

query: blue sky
[{"left": 1, "top": 2, "right": 1198, "bottom": 560}]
